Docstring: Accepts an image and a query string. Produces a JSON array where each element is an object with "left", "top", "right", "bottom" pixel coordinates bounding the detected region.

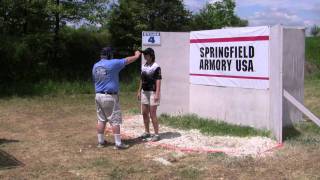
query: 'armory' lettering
[{"left": 199, "top": 59, "right": 232, "bottom": 71}]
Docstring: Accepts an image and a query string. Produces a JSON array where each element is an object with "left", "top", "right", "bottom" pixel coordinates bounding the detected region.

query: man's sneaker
[
  {"left": 139, "top": 132, "right": 151, "bottom": 139},
  {"left": 114, "top": 143, "right": 129, "bottom": 150},
  {"left": 97, "top": 140, "right": 108, "bottom": 148},
  {"left": 151, "top": 134, "right": 160, "bottom": 142}
]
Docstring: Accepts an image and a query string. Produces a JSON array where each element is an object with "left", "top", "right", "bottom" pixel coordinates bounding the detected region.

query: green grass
[
  {"left": 0, "top": 80, "right": 93, "bottom": 97},
  {"left": 158, "top": 114, "right": 271, "bottom": 137},
  {"left": 306, "top": 36, "right": 320, "bottom": 68},
  {"left": 119, "top": 75, "right": 140, "bottom": 92},
  {"left": 284, "top": 121, "right": 320, "bottom": 145},
  {"left": 304, "top": 78, "right": 320, "bottom": 117},
  {"left": 178, "top": 167, "right": 201, "bottom": 179},
  {"left": 207, "top": 152, "right": 227, "bottom": 159},
  {"left": 283, "top": 78, "right": 320, "bottom": 144},
  {"left": 305, "top": 36, "right": 320, "bottom": 78},
  {"left": 0, "top": 79, "right": 138, "bottom": 98},
  {"left": 91, "top": 158, "right": 111, "bottom": 168}
]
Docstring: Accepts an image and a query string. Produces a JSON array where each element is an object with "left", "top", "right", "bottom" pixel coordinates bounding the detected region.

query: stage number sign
[{"left": 142, "top": 32, "right": 161, "bottom": 45}]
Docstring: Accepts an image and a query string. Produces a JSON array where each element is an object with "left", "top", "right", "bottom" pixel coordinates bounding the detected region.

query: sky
[{"left": 184, "top": 0, "right": 320, "bottom": 29}]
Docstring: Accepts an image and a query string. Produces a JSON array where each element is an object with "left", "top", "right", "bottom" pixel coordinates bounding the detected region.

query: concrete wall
[
  {"left": 141, "top": 27, "right": 305, "bottom": 143},
  {"left": 142, "top": 32, "right": 190, "bottom": 115},
  {"left": 269, "top": 25, "right": 283, "bottom": 142},
  {"left": 146, "top": 31, "right": 271, "bottom": 129},
  {"left": 268, "top": 26, "right": 305, "bottom": 141},
  {"left": 282, "top": 28, "right": 305, "bottom": 126},
  {"left": 189, "top": 85, "right": 270, "bottom": 128}
]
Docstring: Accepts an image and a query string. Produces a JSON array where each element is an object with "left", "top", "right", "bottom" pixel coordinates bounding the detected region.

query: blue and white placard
[{"left": 142, "top": 31, "right": 161, "bottom": 46}]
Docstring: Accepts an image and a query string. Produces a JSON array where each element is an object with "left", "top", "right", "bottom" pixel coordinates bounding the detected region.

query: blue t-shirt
[{"left": 92, "top": 58, "right": 126, "bottom": 93}]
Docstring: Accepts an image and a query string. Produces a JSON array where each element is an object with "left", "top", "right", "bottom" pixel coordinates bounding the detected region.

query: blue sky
[{"left": 184, "top": 0, "right": 320, "bottom": 28}]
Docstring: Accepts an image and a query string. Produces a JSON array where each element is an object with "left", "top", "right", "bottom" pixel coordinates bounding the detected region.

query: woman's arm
[
  {"left": 154, "top": 79, "right": 161, "bottom": 102},
  {"left": 137, "top": 79, "right": 142, "bottom": 100}
]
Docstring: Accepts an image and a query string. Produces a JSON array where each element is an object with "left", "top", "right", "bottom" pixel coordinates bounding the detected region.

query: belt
[{"left": 96, "top": 91, "right": 118, "bottom": 95}]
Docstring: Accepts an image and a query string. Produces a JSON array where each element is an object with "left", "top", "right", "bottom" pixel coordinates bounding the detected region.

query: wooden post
[{"left": 283, "top": 89, "right": 320, "bottom": 127}]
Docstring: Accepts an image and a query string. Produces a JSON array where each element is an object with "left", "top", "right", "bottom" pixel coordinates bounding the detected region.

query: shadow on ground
[
  {"left": 283, "top": 126, "right": 301, "bottom": 140},
  {"left": 123, "top": 137, "right": 145, "bottom": 146},
  {"left": 159, "top": 132, "right": 181, "bottom": 140},
  {"left": 120, "top": 132, "right": 181, "bottom": 148},
  {"left": 0, "top": 139, "right": 24, "bottom": 170},
  {"left": 0, "top": 150, "right": 24, "bottom": 170},
  {"left": 0, "top": 139, "right": 19, "bottom": 145}
]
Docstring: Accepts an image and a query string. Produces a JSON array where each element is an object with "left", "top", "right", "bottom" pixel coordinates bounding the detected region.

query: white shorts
[
  {"left": 141, "top": 91, "right": 160, "bottom": 106},
  {"left": 95, "top": 93, "right": 122, "bottom": 125}
]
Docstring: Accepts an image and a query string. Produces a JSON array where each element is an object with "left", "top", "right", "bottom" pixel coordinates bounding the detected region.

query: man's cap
[
  {"left": 141, "top": 47, "right": 154, "bottom": 56},
  {"left": 100, "top": 46, "right": 114, "bottom": 56}
]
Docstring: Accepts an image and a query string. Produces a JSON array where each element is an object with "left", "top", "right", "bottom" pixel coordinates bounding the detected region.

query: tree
[
  {"left": 0, "top": 0, "right": 112, "bottom": 83},
  {"left": 107, "top": 0, "right": 191, "bottom": 54},
  {"left": 106, "top": 0, "right": 192, "bottom": 81},
  {"left": 310, "top": 25, "right": 320, "bottom": 37},
  {"left": 0, "top": 0, "right": 53, "bottom": 82},
  {"left": 0, "top": 0, "right": 51, "bottom": 35},
  {"left": 45, "top": 0, "right": 110, "bottom": 65},
  {"left": 191, "top": 0, "right": 248, "bottom": 30},
  {"left": 46, "top": 0, "right": 110, "bottom": 37}
]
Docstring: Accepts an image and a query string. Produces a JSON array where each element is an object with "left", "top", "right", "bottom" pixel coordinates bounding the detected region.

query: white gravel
[{"left": 122, "top": 115, "right": 280, "bottom": 157}]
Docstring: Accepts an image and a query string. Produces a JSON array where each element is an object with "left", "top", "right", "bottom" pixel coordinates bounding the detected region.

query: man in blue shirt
[{"left": 93, "top": 47, "right": 141, "bottom": 149}]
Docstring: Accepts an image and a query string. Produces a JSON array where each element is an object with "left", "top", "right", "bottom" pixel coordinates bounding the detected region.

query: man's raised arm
[{"left": 125, "top": 51, "right": 141, "bottom": 65}]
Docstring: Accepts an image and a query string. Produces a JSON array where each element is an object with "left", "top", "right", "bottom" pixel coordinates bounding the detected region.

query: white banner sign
[{"left": 190, "top": 26, "right": 270, "bottom": 89}]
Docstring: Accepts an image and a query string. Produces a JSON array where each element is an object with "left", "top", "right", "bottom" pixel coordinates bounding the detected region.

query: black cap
[
  {"left": 100, "top": 46, "right": 114, "bottom": 59},
  {"left": 141, "top": 47, "right": 154, "bottom": 56},
  {"left": 101, "top": 47, "right": 114, "bottom": 55}
]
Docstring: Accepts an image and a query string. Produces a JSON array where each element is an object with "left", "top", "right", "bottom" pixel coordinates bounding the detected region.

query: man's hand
[
  {"left": 135, "top": 50, "right": 141, "bottom": 57},
  {"left": 125, "top": 50, "right": 141, "bottom": 65}
]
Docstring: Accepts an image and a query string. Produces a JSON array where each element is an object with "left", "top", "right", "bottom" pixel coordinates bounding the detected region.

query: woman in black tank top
[{"left": 137, "top": 48, "right": 162, "bottom": 142}]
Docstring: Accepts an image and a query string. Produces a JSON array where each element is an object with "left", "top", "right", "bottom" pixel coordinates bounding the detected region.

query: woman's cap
[{"left": 141, "top": 48, "right": 154, "bottom": 56}]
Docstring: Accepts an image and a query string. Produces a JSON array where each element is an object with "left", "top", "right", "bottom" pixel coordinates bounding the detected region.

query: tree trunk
[
  {"left": 53, "top": 0, "right": 60, "bottom": 64},
  {"left": 54, "top": 0, "right": 60, "bottom": 37}
]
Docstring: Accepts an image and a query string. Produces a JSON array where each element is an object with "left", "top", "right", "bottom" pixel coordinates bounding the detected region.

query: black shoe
[
  {"left": 97, "top": 140, "right": 108, "bottom": 148},
  {"left": 151, "top": 134, "right": 160, "bottom": 142},
  {"left": 139, "top": 132, "right": 151, "bottom": 139},
  {"left": 114, "top": 143, "right": 129, "bottom": 150}
]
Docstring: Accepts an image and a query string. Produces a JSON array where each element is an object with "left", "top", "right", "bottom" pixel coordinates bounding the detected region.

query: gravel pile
[{"left": 121, "top": 115, "right": 280, "bottom": 157}]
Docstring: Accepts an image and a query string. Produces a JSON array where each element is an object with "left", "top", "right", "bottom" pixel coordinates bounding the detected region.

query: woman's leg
[
  {"left": 149, "top": 105, "right": 159, "bottom": 135},
  {"left": 142, "top": 104, "right": 150, "bottom": 134}
]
